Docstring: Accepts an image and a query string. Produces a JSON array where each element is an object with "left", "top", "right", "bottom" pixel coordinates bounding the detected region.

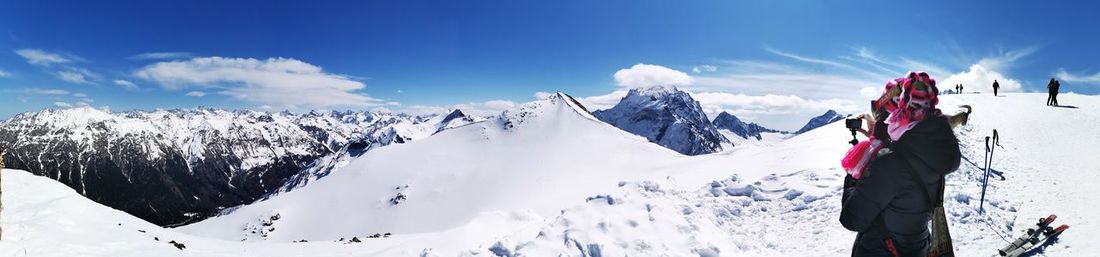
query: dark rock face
[
  {"left": 711, "top": 112, "right": 785, "bottom": 140},
  {"left": 0, "top": 107, "right": 477, "bottom": 226},
  {"left": 795, "top": 110, "right": 845, "bottom": 134},
  {"left": 593, "top": 86, "right": 727, "bottom": 155}
]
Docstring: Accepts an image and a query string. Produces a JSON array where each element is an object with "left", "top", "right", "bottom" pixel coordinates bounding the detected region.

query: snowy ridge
[
  {"left": 794, "top": 110, "right": 845, "bottom": 134},
  {"left": 712, "top": 111, "right": 787, "bottom": 140}
]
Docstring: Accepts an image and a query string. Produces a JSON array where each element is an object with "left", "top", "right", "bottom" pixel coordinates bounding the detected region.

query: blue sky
[{"left": 2, "top": 0, "right": 1099, "bottom": 130}]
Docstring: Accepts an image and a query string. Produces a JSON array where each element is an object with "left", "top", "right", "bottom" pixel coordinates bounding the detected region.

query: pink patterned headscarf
[
  {"left": 842, "top": 71, "right": 940, "bottom": 179},
  {"left": 885, "top": 71, "right": 940, "bottom": 140}
]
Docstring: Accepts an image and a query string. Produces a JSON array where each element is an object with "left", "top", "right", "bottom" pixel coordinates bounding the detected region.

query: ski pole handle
[
  {"left": 985, "top": 136, "right": 991, "bottom": 152},
  {"left": 993, "top": 129, "right": 1002, "bottom": 148}
]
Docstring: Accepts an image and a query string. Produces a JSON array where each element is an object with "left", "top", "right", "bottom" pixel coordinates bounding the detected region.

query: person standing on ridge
[
  {"left": 992, "top": 80, "right": 1000, "bottom": 96},
  {"left": 1052, "top": 78, "right": 1061, "bottom": 106},
  {"left": 959, "top": 84, "right": 963, "bottom": 94},
  {"left": 840, "top": 71, "right": 962, "bottom": 257},
  {"left": 1047, "top": 78, "right": 1057, "bottom": 106}
]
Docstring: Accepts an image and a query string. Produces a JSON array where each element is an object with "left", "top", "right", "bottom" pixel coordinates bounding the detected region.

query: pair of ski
[{"left": 997, "top": 214, "right": 1069, "bottom": 257}]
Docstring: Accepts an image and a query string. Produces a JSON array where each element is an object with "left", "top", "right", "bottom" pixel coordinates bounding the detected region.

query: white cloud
[
  {"left": 113, "top": 80, "right": 139, "bottom": 90},
  {"left": 937, "top": 46, "right": 1036, "bottom": 93},
  {"left": 1054, "top": 69, "right": 1100, "bottom": 85},
  {"left": 55, "top": 68, "right": 101, "bottom": 85},
  {"left": 15, "top": 49, "right": 72, "bottom": 66},
  {"left": 859, "top": 86, "right": 880, "bottom": 99},
  {"left": 129, "top": 52, "right": 193, "bottom": 60},
  {"left": 939, "top": 64, "right": 1022, "bottom": 92},
  {"left": 576, "top": 90, "right": 629, "bottom": 111},
  {"left": 54, "top": 101, "right": 72, "bottom": 108},
  {"left": 613, "top": 63, "right": 694, "bottom": 88},
  {"left": 73, "top": 93, "right": 88, "bottom": 98},
  {"left": 57, "top": 71, "right": 93, "bottom": 84},
  {"left": 135, "top": 56, "right": 383, "bottom": 110},
  {"left": 692, "top": 65, "right": 718, "bottom": 73},
  {"left": 533, "top": 91, "right": 553, "bottom": 100},
  {"left": 0, "top": 69, "right": 11, "bottom": 78},
  {"left": 186, "top": 91, "right": 206, "bottom": 97}
]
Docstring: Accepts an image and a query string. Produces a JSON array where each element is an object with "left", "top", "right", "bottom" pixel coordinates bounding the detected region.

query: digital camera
[{"left": 845, "top": 118, "right": 862, "bottom": 131}]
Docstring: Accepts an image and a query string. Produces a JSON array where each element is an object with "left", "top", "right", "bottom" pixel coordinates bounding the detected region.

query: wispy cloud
[
  {"left": 14, "top": 49, "right": 73, "bottom": 66},
  {"left": 0, "top": 69, "right": 11, "bottom": 78},
  {"left": 692, "top": 65, "right": 717, "bottom": 73},
  {"left": 1054, "top": 68, "right": 1100, "bottom": 85},
  {"left": 186, "top": 91, "right": 206, "bottom": 97},
  {"left": 55, "top": 67, "right": 102, "bottom": 85},
  {"left": 135, "top": 56, "right": 384, "bottom": 110},
  {"left": 129, "top": 52, "right": 194, "bottom": 60},
  {"left": 113, "top": 79, "right": 139, "bottom": 90},
  {"left": 25, "top": 88, "right": 71, "bottom": 95},
  {"left": 57, "top": 71, "right": 93, "bottom": 84},
  {"left": 765, "top": 46, "right": 889, "bottom": 79}
]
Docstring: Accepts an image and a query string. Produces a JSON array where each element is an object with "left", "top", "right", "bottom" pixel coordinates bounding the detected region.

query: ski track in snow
[{"left": 0, "top": 93, "right": 1096, "bottom": 256}]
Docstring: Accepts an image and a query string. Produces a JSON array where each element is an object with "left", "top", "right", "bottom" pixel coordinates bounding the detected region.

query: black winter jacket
[{"left": 840, "top": 116, "right": 961, "bottom": 257}]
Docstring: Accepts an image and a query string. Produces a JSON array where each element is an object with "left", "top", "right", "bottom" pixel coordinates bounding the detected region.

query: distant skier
[
  {"left": 992, "top": 80, "right": 1000, "bottom": 96},
  {"left": 959, "top": 84, "right": 963, "bottom": 94},
  {"left": 840, "top": 71, "right": 962, "bottom": 257}
]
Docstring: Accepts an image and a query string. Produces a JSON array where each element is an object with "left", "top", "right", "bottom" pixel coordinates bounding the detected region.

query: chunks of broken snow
[{"left": 473, "top": 173, "right": 848, "bottom": 256}]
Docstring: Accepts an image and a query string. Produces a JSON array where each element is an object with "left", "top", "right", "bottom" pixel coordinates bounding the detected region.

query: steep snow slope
[
  {"left": 0, "top": 168, "right": 403, "bottom": 257},
  {"left": 180, "top": 92, "right": 686, "bottom": 241}
]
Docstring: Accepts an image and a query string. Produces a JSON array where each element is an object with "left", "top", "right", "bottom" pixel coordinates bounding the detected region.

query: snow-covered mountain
[
  {"left": 593, "top": 86, "right": 728, "bottom": 155},
  {"left": 4, "top": 93, "right": 1097, "bottom": 257},
  {"left": 0, "top": 107, "right": 478, "bottom": 226},
  {"left": 711, "top": 111, "right": 786, "bottom": 140},
  {"left": 794, "top": 109, "right": 845, "bottom": 134},
  {"left": 179, "top": 92, "right": 687, "bottom": 242}
]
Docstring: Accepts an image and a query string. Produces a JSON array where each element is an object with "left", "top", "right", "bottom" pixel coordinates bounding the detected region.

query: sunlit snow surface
[{"left": 1, "top": 93, "right": 1096, "bottom": 256}]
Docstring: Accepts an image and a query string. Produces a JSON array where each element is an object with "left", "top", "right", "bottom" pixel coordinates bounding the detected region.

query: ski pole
[{"left": 980, "top": 135, "right": 992, "bottom": 214}]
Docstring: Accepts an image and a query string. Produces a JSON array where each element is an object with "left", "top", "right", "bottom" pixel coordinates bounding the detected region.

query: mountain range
[
  {"left": 0, "top": 88, "right": 836, "bottom": 227},
  {"left": 0, "top": 107, "right": 478, "bottom": 226}
]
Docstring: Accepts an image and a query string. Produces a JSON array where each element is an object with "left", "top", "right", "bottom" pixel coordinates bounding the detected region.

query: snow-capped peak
[
  {"left": 593, "top": 86, "right": 728, "bottom": 155},
  {"left": 795, "top": 110, "right": 845, "bottom": 134},
  {"left": 499, "top": 92, "right": 598, "bottom": 129}
]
